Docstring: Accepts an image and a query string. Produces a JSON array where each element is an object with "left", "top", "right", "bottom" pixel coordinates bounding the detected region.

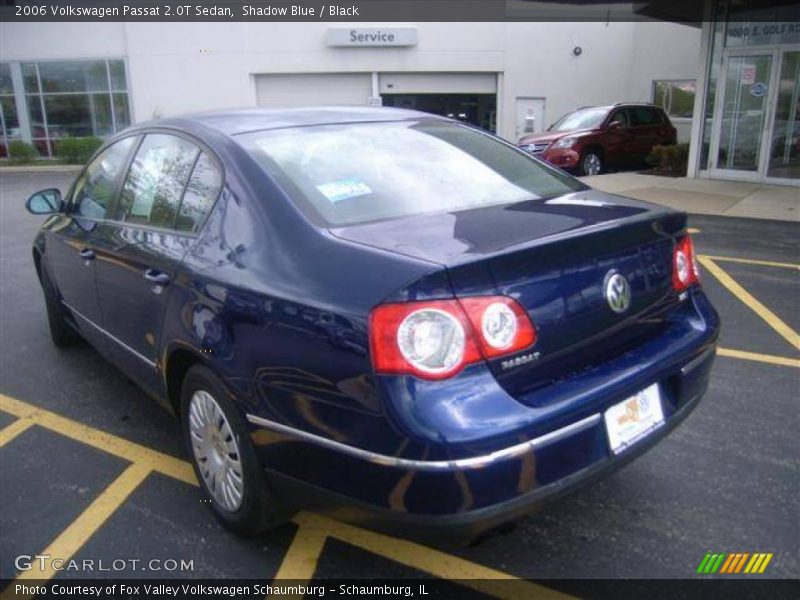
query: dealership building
[{"left": 0, "top": 2, "right": 797, "bottom": 185}]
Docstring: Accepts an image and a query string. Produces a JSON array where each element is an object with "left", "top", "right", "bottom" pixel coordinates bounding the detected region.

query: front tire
[
  {"left": 40, "top": 263, "right": 80, "bottom": 347},
  {"left": 579, "top": 150, "right": 604, "bottom": 176},
  {"left": 180, "top": 364, "right": 288, "bottom": 536}
]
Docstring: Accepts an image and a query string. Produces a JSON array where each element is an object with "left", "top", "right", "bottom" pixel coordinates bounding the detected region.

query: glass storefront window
[
  {"left": 113, "top": 93, "right": 131, "bottom": 129},
  {"left": 0, "top": 63, "right": 13, "bottom": 95},
  {"left": 21, "top": 63, "right": 39, "bottom": 94},
  {"left": 652, "top": 80, "right": 696, "bottom": 119},
  {"left": 698, "top": 0, "right": 800, "bottom": 181},
  {"left": 38, "top": 61, "right": 109, "bottom": 93},
  {"left": 0, "top": 63, "right": 20, "bottom": 158},
  {"left": 10, "top": 59, "right": 132, "bottom": 158},
  {"left": 767, "top": 51, "right": 800, "bottom": 179},
  {"left": 109, "top": 61, "right": 127, "bottom": 92}
]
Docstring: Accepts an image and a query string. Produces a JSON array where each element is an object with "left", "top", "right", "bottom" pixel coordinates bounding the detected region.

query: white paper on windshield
[{"left": 316, "top": 178, "right": 372, "bottom": 204}]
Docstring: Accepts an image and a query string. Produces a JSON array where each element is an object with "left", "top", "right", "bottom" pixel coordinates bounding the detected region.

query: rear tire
[
  {"left": 180, "top": 364, "right": 289, "bottom": 536},
  {"left": 40, "top": 263, "right": 80, "bottom": 347},
  {"left": 579, "top": 150, "right": 604, "bottom": 176}
]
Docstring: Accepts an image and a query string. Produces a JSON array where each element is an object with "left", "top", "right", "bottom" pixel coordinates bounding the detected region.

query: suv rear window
[{"left": 240, "top": 119, "right": 584, "bottom": 227}]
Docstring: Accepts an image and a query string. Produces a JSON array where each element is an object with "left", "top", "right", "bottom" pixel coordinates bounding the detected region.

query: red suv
[{"left": 518, "top": 103, "right": 677, "bottom": 175}]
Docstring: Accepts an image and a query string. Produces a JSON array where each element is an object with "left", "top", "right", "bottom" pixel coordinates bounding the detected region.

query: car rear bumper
[
  {"left": 265, "top": 373, "right": 709, "bottom": 542},
  {"left": 249, "top": 290, "right": 719, "bottom": 540}
]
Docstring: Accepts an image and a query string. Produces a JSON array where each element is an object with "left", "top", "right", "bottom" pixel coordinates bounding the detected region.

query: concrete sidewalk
[{"left": 581, "top": 172, "right": 799, "bottom": 222}]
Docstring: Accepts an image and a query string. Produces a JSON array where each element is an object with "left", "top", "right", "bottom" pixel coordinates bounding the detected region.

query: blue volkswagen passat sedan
[{"left": 26, "top": 107, "right": 719, "bottom": 540}]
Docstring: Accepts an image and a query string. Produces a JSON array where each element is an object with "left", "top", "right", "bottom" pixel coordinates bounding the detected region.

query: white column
[{"left": 9, "top": 63, "right": 32, "bottom": 144}]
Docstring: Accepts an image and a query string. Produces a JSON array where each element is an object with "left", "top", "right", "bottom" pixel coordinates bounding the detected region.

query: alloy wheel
[
  {"left": 188, "top": 390, "right": 244, "bottom": 512},
  {"left": 583, "top": 153, "right": 602, "bottom": 175}
]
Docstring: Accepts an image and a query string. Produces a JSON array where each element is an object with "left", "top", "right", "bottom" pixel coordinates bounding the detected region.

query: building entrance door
[
  {"left": 709, "top": 46, "right": 800, "bottom": 184},
  {"left": 709, "top": 51, "right": 774, "bottom": 179}
]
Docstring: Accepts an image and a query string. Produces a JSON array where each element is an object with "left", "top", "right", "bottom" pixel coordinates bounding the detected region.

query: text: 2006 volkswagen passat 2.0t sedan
[{"left": 26, "top": 107, "right": 719, "bottom": 540}]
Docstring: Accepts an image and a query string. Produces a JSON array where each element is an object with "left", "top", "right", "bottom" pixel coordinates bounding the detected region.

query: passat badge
[{"left": 604, "top": 271, "right": 631, "bottom": 314}]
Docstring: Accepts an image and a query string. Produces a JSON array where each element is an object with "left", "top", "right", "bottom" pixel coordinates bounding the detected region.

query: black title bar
[{"left": 1, "top": 0, "right": 798, "bottom": 23}]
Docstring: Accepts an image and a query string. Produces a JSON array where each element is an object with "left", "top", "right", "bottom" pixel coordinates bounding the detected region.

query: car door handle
[
  {"left": 79, "top": 248, "right": 95, "bottom": 260},
  {"left": 144, "top": 269, "right": 171, "bottom": 286}
]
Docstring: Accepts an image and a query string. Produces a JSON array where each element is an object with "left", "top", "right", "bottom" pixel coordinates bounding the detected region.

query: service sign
[{"left": 327, "top": 27, "right": 418, "bottom": 47}]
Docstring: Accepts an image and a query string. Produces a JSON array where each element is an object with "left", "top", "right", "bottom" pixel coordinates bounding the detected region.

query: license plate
[{"left": 604, "top": 384, "right": 664, "bottom": 454}]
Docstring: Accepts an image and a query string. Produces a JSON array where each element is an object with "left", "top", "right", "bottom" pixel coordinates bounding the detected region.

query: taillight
[
  {"left": 672, "top": 235, "right": 700, "bottom": 292},
  {"left": 458, "top": 296, "right": 537, "bottom": 359},
  {"left": 369, "top": 296, "right": 536, "bottom": 380}
]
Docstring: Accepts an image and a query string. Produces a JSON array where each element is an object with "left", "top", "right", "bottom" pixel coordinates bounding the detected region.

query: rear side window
[
  {"left": 115, "top": 134, "right": 199, "bottom": 228},
  {"left": 72, "top": 136, "right": 136, "bottom": 219},
  {"left": 176, "top": 153, "right": 222, "bottom": 233},
  {"left": 629, "top": 107, "right": 663, "bottom": 126}
]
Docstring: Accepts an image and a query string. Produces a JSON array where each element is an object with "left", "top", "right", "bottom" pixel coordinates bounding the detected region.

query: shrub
[
  {"left": 646, "top": 143, "right": 689, "bottom": 175},
  {"left": 7, "top": 140, "right": 38, "bottom": 165},
  {"left": 55, "top": 136, "right": 104, "bottom": 164}
]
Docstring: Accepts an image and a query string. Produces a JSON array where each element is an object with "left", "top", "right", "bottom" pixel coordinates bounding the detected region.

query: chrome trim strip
[
  {"left": 680, "top": 347, "right": 716, "bottom": 376},
  {"left": 62, "top": 301, "right": 157, "bottom": 369},
  {"left": 245, "top": 413, "right": 602, "bottom": 471}
]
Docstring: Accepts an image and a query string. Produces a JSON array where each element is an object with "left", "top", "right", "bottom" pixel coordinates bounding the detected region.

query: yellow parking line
[
  {"left": 698, "top": 257, "right": 800, "bottom": 351},
  {"left": 0, "top": 394, "right": 196, "bottom": 485},
  {"left": 294, "top": 513, "right": 576, "bottom": 600},
  {"left": 0, "top": 417, "right": 35, "bottom": 448},
  {"left": 687, "top": 227, "right": 702, "bottom": 234},
  {"left": 11, "top": 463, "right": 151, "bottom": 591},
  {"left": 0, "top": 394, "right": 570, "bottom": 592},
  {"left": 273, "top": 523, "right": 328, "bottom": 583},
  {"left": 699, "top": 254, "right": 800, "bottom": 270},
  {"left": 717, "top": 347, "right": 800, "bottom": 369}
]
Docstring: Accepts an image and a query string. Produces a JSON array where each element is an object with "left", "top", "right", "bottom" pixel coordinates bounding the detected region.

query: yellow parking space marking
[
  {"left": 0, "top": 394, "right": 571, "bottom": 595},
  {"left": 698, "top": 257, "right": 800, "bottom": 351},
  {"left": 11, "top": 463, "right": 151, "bottom": 591},
  {"left": 687, "top": 227, "right": 701, "bottom": 234},
  {"left": 293, "top": 513, "right": 576, "bottom": 600},
  {"left": 717, "top": 347, "right": 800, "bottom": 369},
  {"left": 273, "top": 523, "right": 329, "bottom": 583},
  {"left": 0, "top": 417, "right": 35, "bottom": 448},
  {"left": 699, "top": 254, "right": 800, "bottom": 270},
  {"left": 0, "top": 394, "right": 196, "bottom": 485}
]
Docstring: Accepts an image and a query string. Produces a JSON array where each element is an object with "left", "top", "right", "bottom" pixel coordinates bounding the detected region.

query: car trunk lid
[{"left": 332, "top": 190, "right": 686, "bottom": 403}]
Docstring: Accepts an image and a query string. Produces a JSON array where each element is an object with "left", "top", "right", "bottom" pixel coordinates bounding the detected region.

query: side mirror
[
  {"left": 26, "top": 189, "right": 63, "bottom": 215},
  {"left": 608, "top": 121, "right": 623, "bottom": 130}
]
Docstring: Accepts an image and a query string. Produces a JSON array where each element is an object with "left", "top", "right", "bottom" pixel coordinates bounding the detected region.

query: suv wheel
[
  {"left": 181, "top": 364, "right": 289, "bottom": 535},
  {"left": 580, "top": 151, "right": 604, "bottom": 176}
]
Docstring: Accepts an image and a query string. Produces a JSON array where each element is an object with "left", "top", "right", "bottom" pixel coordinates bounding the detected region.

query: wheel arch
[
  {"left": 582, "top": 144, "right": 605, "bottom": 160},
  {"left": 164, "top": 346, "right": 208, "bottom": 418}
]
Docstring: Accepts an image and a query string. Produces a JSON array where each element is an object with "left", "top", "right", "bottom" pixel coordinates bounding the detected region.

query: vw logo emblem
[{"left": 604, "top": 271, "right": 631, "bottom": 314}]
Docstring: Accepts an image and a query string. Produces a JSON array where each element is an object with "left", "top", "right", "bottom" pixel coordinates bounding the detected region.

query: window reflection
[
  {"left": 177, "top": 153, "right": 222, "bottom": 233},
  {"left": 118, "top": 134, "right": 199, "bottom": 229},
  {"left": 73, "top": 136, "right": 136, "bottom": 219}
]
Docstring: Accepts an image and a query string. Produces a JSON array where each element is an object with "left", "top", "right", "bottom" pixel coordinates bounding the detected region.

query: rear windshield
[{"left": 239, "top": 119, "right": 584, "bottom": 227}]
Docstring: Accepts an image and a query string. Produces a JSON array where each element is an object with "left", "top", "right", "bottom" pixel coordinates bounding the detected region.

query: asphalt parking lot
[{"left": 0, "top": 170, "right": 798, "bottom": 595}]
